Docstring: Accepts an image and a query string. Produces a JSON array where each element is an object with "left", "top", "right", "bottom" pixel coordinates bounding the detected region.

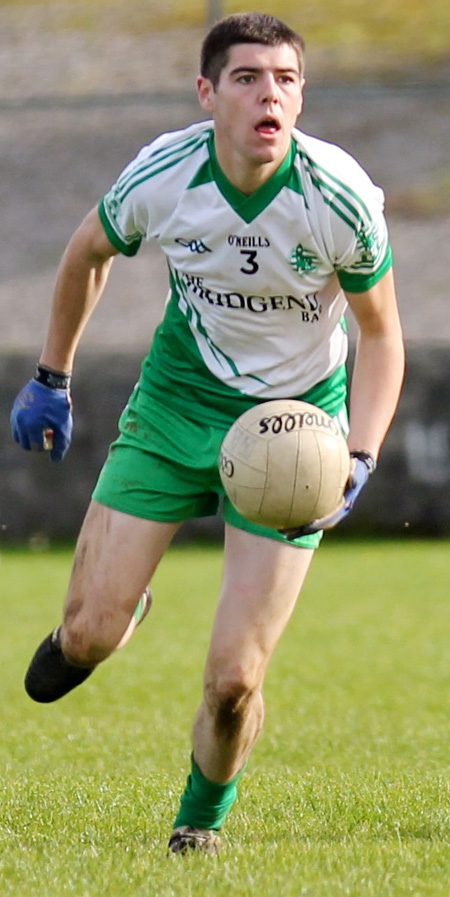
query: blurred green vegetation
[{"left": 2, "top": 0, "right": 449, "bottom": 70}]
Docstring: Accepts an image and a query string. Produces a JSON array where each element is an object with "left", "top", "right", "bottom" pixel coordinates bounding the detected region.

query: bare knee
[
  {"left": 61, "top": 625, "right": 103, "bottom": 667},
  {"left": 61, "top": 602, "right": 117, "bottom": 666},
  {"left": 204, "top": 669, "right": 264, "bottom": 740}
]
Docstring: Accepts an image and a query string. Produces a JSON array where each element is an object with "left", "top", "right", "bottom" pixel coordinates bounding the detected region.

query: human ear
[{"left": 197, "top": 76, "right": 215, "bottom": 112}]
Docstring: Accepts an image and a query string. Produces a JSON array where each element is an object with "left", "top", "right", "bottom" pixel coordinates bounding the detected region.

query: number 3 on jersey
[{"left": 240, "top": 250, "right": 259, "bottom": 274}]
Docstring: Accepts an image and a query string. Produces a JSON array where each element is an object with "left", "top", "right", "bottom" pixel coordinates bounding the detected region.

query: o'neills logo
[
  {"left": 259, "top": 411, "right": 340, "bottom": 437},
  {"left": 181, "top": 273, "right": 321, "bottom": 319}
]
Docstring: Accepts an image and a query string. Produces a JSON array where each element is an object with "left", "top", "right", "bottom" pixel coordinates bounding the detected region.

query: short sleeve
[
  {"left": 98, "top": 143, "right": 156, "bottom": 257},
  {"left": 330, "top": 160, "right": 393, "bottom": 293}
]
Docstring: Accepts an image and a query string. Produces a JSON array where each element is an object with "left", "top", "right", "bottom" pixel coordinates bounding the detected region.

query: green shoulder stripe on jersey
[
  {"left": 118, "top": 130, "right": 211, "bottom": 202},
  {"left": 116, "top": 128, "right": 211, "bottom": 197},
  {"left": 337, "top": 245, "right": 393, "bottom": 292},
  {"left": 208, "top": 135, "right": 296, "bottom": 223},
  {"left": 304, "top": 154, "right": 372, "bottom": 219},
  {"left": 148, "top": 127, "right": 212, "bottom": 161},
  {"left": 298, "top": 150, "right": 373, "bottom": 233},
  {"left": 98, "top": 198, "right": 142, "bottom": 256}
]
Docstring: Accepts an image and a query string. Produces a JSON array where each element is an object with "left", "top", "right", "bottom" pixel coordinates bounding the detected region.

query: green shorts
[{"left": 93, "top": 386, "right": 345, "bottom": 549}]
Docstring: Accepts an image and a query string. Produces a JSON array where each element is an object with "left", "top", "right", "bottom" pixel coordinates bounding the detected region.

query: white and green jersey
[{"left": 99, "top": 121, "right": 392, "bottom": 423}]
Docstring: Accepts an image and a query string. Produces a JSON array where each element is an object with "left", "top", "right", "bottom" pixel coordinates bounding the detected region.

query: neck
[{"left": 214, "top": 142, "right": 291, "bottom": 195}]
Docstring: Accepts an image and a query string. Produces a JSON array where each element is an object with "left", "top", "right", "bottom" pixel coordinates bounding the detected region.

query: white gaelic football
[{"left": 219, "top": 400, "right": 351, "bottom": 529}]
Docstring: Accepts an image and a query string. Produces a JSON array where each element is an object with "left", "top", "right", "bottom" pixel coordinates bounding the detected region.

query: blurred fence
[
  {"left": 2, "top": 344, "right": 450, "bottom": 545},
  {"left": 206, "top": 0, "right": 223, "bottom": 26},
  {"left": 1, "top": 30, "right": 449, "bottom": 545}
]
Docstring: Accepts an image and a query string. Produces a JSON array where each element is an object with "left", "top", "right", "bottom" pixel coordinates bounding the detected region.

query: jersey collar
[{"left": 207, "top": 133, "right": 297, "bottom": 224}]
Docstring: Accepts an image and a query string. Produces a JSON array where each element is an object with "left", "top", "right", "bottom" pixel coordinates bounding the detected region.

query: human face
[{"left": 197, "top": 42, "right": 304, "bottom": 192}]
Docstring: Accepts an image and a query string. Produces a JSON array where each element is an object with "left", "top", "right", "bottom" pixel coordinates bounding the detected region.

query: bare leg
[
  {"left": 25, "top": 500, "right": 180, "bottom": 702},
  {"left": 61, "top": 500, "right": 180, "bottom": 665},
  {"left": 193, "top": 523, "right": 315, "bottom": 782}
]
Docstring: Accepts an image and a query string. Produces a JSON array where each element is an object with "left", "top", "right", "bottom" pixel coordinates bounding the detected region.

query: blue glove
[
  {"left": 11, "top": 369, "right": 73, "bottom": 462},
  {"left": 282, "top": 451, "right": 376, "bottom": 540}
]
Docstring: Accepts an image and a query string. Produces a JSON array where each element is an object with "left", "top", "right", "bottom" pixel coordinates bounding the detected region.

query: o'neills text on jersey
[
  {"left": 181, "top": 273, "right": 322, "bottom": 319},
  {"left": 227, "top": 235, "right": 270, "bottom": 247}
]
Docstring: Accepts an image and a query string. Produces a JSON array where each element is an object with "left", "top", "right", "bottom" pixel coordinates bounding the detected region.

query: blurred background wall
[{"left": 1, "top": 0, "right": 449, "bottom": 543}]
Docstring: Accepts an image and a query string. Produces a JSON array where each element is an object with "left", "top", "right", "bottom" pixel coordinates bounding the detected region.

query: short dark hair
[{"left": 201, "top": 12, "right": 305, "bottom": 88}]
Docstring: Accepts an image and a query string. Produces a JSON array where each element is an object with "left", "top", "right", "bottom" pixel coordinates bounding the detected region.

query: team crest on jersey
[
  {"left": 288, "top": 244, "right": 319, "bottom": 274},
  {"left": 355, "top": 224, "right": 382, "bottom": 266},
  {"left": 104, "top": 185, "right": 121, "bottom": 219}
]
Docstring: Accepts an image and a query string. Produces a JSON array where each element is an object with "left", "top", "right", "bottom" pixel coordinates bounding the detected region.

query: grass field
[{"left": 2, "top": 538, "right": 450, "bottom": 895}]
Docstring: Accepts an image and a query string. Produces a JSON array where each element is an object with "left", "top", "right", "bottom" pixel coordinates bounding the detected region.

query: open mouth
[{"left": 255, "top": 116, "right": 281, "bottom": 136}]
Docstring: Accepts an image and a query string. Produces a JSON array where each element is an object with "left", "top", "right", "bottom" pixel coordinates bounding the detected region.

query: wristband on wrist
[
  {"left": 350, "top": 450, "right": 377, "bottom": 475},
  {"left": 34, "top": 363, "right": 72, "bottom": 390}
]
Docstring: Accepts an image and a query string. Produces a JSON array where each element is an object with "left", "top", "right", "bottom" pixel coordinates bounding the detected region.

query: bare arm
[
  {"left": 345, "top": 267, "right": 405, "bottom": 460},
  {"left": 39, "top": 206, "right": 119, "bottom": 373}
]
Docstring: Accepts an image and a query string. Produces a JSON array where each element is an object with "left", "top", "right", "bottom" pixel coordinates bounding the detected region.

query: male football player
[{"left": 11, "top": 12, "right": 404, "bottom": 855}]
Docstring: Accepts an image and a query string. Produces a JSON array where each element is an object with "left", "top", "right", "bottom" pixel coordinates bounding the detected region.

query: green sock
[{"left": 174, "top": 756, "right": 245, "bottom": 830}]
